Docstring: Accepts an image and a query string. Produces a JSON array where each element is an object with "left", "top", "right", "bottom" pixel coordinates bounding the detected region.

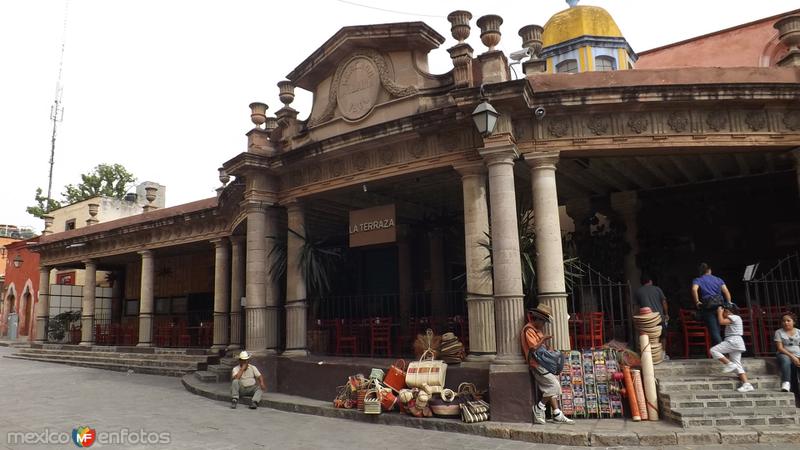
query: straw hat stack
[{"left": 633, "top": 307, "right": 664, "bottom": 364}]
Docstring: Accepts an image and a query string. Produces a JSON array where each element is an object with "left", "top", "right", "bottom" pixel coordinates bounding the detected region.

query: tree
[
  {"left": 27, "top": 163, "right": 137, "bottom": 220},
  {"left": 26, "top": 187, "right": 63, "bottom": 219},
  {"left": 62, "top": 163, "right": 136, "bottom": 204}
]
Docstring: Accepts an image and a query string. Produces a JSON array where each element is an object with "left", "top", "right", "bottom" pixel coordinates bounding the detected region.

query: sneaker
[
  {"left": 781, "top": 381, "right": 791, "bottom": 392},
  {"left": 230, "top": 399, "right": 238, "bottom": 409},
  {"left": 736, "top": 383, "right": 754, "bottom": 393},
  {"left": 552, "top": 412, "right": 575, "bottom": 424},
  {"left": 532, "top": 404, "right": 546, "bottom": 425},
  {"left": 248, "top": 402, "right": 258, "bottom": 410},
  {"left": 721, "top": 362, "right": 738, "bottom": 373}
]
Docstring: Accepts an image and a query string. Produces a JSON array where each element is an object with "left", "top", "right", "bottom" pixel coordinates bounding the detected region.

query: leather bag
[{"left": 383, "top": 359, "right": 407, "bottom": 392}]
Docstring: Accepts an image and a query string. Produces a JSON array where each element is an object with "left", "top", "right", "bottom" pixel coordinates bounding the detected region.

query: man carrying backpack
[{"left": 520, "top": 304, "right": 574, "bottom": 425}]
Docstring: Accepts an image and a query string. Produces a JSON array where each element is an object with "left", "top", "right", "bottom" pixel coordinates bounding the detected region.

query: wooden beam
[
  {"left": 669, "top": 156, "right": 701, "bottom": 183},
  {"left": 594, "top": 158, "right": 655, "bottom": 190},
  {"left": 558, "top": 162, "right": 609, "bottom": 195},
  {"left": 634, "top": 157, "right": 674, "bottom": 186},
  {"left": 699, "top": 154, "right": 724, "bottom": 179}
]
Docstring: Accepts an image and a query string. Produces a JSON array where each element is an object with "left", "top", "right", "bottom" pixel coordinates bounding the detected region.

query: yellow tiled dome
[{"left": 542, "top": 5, "right": 623, "bottom": 47}]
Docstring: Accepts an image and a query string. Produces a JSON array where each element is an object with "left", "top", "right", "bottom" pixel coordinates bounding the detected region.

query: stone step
[
  {"left": 17, "top": 348, "right": 215, "bottom": 363},
  {"left": 11, "top": 352, "right": 205, "bottom": 370},
  {"left": 655, "top": 358, "right": 774, "bottom": 377},
  {"left": 4, "top": 355, "right": 193, "bottom": 377},
  {"left": 662, "top": 408, "right": 799, "bottom": 428},
  {"left": 194, "top": 370, "right": 220, "bottom": 383},
  {"left": 208, "top": 364, "right": 232, "bottom": 381},
  {"left": 659, "top": 390, "right": 797, "bottom": 411},
  {"left": 657, "top": 375, "right": 781, "bottom": 392}
]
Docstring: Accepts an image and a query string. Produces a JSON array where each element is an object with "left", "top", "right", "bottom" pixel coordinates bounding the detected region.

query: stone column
[
  {"left": 79, "top": 260, "right": 97, "bottom": 346},
  {"left": 284, "top": 201, "right": 309, "bottom": 357},
  {"left": 244, "top": 202, "right": 268, "bottom": 354},
  {"left": 137, "top": 250, "right": 154, "bottom": 347},
  {"left": 429, "top": 229, "right": 447, "bottom": 321},
  {"left": 34, "top": 267, "right": 50, "bottom": 343},
  {"left": 264, "top": 207, "right": 281, "bottom": 353},
  {"left": 228, "top": 236, "right": 245, "bottom": 351},
  {"left": 480, "top": 140, "right": 525, "bottom": 364},
  {"left": 211, "top": 238, "right": 230, "bottom": 350},
  {"left": 610, "top": 191, "right": 641, "bottom": 290},
  {"left": 527, "top": 152, "right": 570, "bottom": 350},
  {"left": 455, "top": 162, "right": 496, "bottom": 361}
]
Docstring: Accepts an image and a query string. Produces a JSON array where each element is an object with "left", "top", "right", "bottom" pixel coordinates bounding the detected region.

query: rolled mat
[
  {"left": 631, "top": 369, "right": 649, "bottom": 421},
  {"left": 638, "top": 334, "right": 660, "bottom": 420},
  {"left": 622, "top": 365, "right": 641, "bottom": 421}
]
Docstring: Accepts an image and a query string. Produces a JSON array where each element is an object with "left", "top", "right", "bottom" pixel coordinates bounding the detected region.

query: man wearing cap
[
  {"left": 230, "top": 351, "right": 266, "bottom": 410},
  {"left": 520, "top": 304, "right": 574, "bottom": 425}
]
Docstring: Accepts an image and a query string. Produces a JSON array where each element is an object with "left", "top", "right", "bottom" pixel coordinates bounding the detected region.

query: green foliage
[
  {"left": 25, "top": 187, "right": 62, "bottom": 219},
  {"left": 47, "top": 310, "right": 81, "bottom": 342},
  {"left": 268, "top": 229, "right": 343, "bottom": 299},
  {"left": 62, "top": 163, "right": 136, "bottom": 204}
]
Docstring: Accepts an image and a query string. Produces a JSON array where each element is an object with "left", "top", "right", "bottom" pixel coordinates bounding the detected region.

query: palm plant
[{"left": 267, "top": 229, "right": 343, "bottom": 299}]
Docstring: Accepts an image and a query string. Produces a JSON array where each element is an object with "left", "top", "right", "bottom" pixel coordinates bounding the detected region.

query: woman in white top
[
  {"left": 774, "top": 311, "right": 800, "bottom": 393},
  {"left": 710, "top": 303, "right": 753, "bottom": 392}
]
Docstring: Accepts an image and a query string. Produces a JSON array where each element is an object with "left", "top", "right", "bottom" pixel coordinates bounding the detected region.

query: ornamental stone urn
[
  {"left": 476, "top": 14, "right": 503, "bottom": 51},
  {"left": 264, "top": 116, "right": 278, "bottom": 132},
  {"left": 518, "top": 25, "right": 544, "bottom": 57},
  {"left": 447, "top": 10, "right": 472, "bottom": 43},
  {"left": 249, "top": 102, "right": 268, "bottom": 128},
  {"left": 278, "top": 80, "right": 295, "bottom": 106},
  {"left": 775, "top": 15, "right": 800, "bottom": 51}
]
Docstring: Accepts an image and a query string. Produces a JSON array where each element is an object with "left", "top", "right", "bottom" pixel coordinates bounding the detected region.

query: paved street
[{"left": 0, "top": 346, "right": 793, "bottom": 450}]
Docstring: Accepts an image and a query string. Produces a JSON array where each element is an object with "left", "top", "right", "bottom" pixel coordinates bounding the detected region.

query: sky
[{"left": 1, "top": 0, "right": 798, "bottom": 232}]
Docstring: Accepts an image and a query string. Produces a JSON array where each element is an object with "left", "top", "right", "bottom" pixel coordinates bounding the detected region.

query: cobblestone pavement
[{"left": 0, "top": 347, "right": 792, "bottom": 450}]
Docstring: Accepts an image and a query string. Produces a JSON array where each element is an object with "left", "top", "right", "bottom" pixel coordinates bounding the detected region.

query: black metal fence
[
  {"left": 566, "top": 262, "right": 633, "bottom": 348},
  {"left": 744, "top": 252, "right": 800, "bottom": 355}
]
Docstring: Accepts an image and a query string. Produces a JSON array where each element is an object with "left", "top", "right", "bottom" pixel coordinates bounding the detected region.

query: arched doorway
[{"left": 19, "top": 290, "right": 32, "bottom": 336}]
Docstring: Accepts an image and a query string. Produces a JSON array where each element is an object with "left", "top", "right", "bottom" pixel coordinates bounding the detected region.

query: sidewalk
[{"left": 182, "top": 375, "right": 800, "bottom": 447}]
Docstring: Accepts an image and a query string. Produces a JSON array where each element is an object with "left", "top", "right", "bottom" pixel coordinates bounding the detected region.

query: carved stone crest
[
  {"left": 587, "top": 115, "right": 609, "bottom": 136},
  {"left": 547, "top": 117, "right": 570, "bottom": 138},
  {"left": 667, "top": 111, "right": 689, "bottom": 133},
  {"left": 706, "top": 111, "right": 728, "bottom": 132},
  {"left": 744, "top": 111, "right": 766, "bottom": 132},
  {"left": 379, "top": 148, "right": 395, "bottom": 165},
  {"left": 783, "top": 111, "right": 800, "bottom": 131},
  {"left": 331, "top": 160, "right": 345, "bottom": 177},
  {"left": 337, "top": 56, "right": 381, "bottom": 121},
  {"left": 627, "top": 113, "right": 648, "bottom": 134},
  {"left": 353, "top": 152, "right": 369, "bottom": 171}
]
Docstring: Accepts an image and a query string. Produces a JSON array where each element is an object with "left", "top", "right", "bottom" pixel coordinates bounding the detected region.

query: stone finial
[
  {"left": 476, "top": 15, "right": 503, "bottom": 51},
  {"left": 42, "top": 215, "right": 54, "bottom": 236},
  {"left": 278, "top": 80, "right": 295, "bottom": 107},
  {"left": 775, "top": 15, "right": 800, "bottom": 67},
  {"left": 143, "top": 186, "right": 158, "bottom": 213},
  {"left": 249, "top": 102, "right": 268, "bottom": 129},
  {"left": 264, "top": 117, "right": 278, "bottom": 132},
  {"left": 518, "top": 25, "right": 544, "bottom": 58},
  {"left": 447, "top": 10, "right": 472, "bottom": 43},
  {"left": 218, "top": 167, "right": 230, "bottom": 186},
  {"left": 86, "top": 203, "right": 99, "bottom": 226},
  {"left": 448, "top": 43, "right": 475, "bottom": 87}
]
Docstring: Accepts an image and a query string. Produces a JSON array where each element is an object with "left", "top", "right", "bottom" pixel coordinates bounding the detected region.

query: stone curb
[{"left": 180, "top": 375, "right": 800, "bottom": 446}]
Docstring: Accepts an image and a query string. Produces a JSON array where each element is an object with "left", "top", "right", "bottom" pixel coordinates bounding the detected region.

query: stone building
[{"left": 27, "top": 4, "right": 800, "bottom": 421}]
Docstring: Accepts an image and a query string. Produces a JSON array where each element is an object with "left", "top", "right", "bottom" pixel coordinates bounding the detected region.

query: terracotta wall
[{"left": 1, "top": 239, "right": 41, "bottom": 339}]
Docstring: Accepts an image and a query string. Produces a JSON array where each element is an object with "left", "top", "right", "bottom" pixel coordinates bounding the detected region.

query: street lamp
[
  {"left": 471, "top": 99, "right": 499, "bottom": 137},
  {"left": 12, "top": 254, "right": 22, "bottom": 268}
]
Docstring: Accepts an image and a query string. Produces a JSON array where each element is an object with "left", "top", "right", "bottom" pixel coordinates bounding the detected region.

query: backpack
[{"left": 529, "top": 346, "right": 565, "bottom": 375}]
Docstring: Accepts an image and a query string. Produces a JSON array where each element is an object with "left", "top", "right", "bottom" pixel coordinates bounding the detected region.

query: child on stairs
[{"left": 710, "top": 303, "right": 753, "bottom": 393}]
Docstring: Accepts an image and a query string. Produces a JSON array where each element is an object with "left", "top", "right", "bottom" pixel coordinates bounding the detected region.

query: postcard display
[{"left": 559, "top": 349, "right": 624, "bottom": 418}]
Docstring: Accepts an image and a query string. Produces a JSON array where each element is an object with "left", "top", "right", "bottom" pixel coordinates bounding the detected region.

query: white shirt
[
  {"left": 723, "top": 314, "right": 746, "bottom": 351},
  {"left": 774, "top": 328, "right": 800, "bottom": 357},
  {"left": 232, "top": 364, "right": 261, "bottom": 388}
]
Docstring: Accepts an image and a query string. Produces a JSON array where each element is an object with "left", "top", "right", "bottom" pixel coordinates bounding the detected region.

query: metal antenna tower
[{"left": 46, "top": 0, "right": 70, "bottom": 210}]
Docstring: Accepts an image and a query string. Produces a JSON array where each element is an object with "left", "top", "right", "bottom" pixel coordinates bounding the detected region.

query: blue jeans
[
  {"left": 701, "top": 309, "right": 723, "bottom": 346},
  {"left": 776, "top": 353, "right": 799, "bottom": 384}
]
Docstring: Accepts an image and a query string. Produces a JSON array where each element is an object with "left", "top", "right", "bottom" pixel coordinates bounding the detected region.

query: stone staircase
[
  {"left": 193, "top": 355, "right": 238, "bottom": 383},
  {"left": 656, "top": 358, "right": 799, "bottom": 427},
  {"left": 5, "top": 344, "right": 220, "bottom": 377}
]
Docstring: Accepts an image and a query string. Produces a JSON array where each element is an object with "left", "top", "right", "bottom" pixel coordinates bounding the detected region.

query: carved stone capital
[
  {"left": 210, "top": 237, "right": 229, "bottom": 248},
  {"left": 138, "top": 250, "right": 153, "bottom": 259},
  {"left": 479, "top": 135, "right": 518, "bottom": 167},
  {"left": 524, "top": 151, "right": 560, "bottom": 171},
  {"left": 453, "top": 161, "right": 487, "bottom": 178}
]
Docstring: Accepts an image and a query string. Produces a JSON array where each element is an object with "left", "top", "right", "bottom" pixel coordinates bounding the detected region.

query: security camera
[
  {"left": 509, "top": 48, "right": 533, "bottom": 62},
  {"left": 533, "top": 106, "right": 546, "bottom": 119}
]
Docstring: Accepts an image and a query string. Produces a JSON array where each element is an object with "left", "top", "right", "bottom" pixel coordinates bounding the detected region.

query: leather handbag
[
  {"left": 406, "top": 350, "right": 447, "bottom": 388},
  {"left": 383, "top": 359, "right": 407, "bottom": 392},
  {"left": 379, "top": 387, "right": 397, "bottom": 411}
]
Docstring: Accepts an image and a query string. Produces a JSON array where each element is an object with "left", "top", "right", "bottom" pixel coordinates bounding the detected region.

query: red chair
[
  {"left": 680, "top": 309, "right": 710, "bottom": 358},
  {"left": 574, "top": 312, "right": 604, "bottom": 348},
  {"left": 121, "top": 322, "right": 137, "bottom": 346},
  {"left": 737, "top": 307, "right": 758, "bottom": 356},
  {"left": 756, "top": 305, "right": 785, "bottom": 355},
  {"left": 199, "top": 323, "right": 213, "bottom": 347},
  {"left": 176, "top": 321, "right": 191, "bottom": 347},
  {"left": 154, "top": 320, "right": 170, "bottom": 347},
  {"left": 334, "top": 319, "right": 358, "bottom": 356},
  {"left": 95, "top": 324, "right": 104, "bottom": 345},
  {"left": 370, "top": 317, "right": 392, "bottom": 357}
]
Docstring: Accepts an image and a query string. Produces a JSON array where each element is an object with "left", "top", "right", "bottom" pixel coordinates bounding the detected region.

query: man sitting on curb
[
  {"left": 521, "top": 304, "right": 574, "bottom": 425},
  {"left": 231, "top": 351, "right": 266, "bottom": 410}
]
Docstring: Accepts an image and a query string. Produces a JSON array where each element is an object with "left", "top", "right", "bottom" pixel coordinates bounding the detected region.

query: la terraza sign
[{"left": 349, "top": 204, "right": 396, "bottom": 247}]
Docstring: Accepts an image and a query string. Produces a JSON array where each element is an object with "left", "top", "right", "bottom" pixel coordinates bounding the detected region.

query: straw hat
[
  {"left": 238, "top": 350, "right": 252, "bottom": 360},
  {"left": 528, "top": 304, "right": 553, "bottom": 322}
]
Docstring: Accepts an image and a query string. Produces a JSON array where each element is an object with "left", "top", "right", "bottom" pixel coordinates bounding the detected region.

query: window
[
  {"left": 56, "top": 272, "right": 75, "bottom": 285},
  {"left": 556, "top": 59, "right": 578, "bottom": 73},
  {"left": 595, "top": 56, "right": 616, "bottom": 71},
  {"left": 125, "top": 300, "right": 139, "bottom": 316},
  {"left": 65, "top": 219, "right": 76, "bottom": 231}
]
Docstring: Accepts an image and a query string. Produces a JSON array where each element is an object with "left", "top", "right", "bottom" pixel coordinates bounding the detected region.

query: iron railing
[{"left": 744, "top": 252, "right": 800, "bottom": 355}]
